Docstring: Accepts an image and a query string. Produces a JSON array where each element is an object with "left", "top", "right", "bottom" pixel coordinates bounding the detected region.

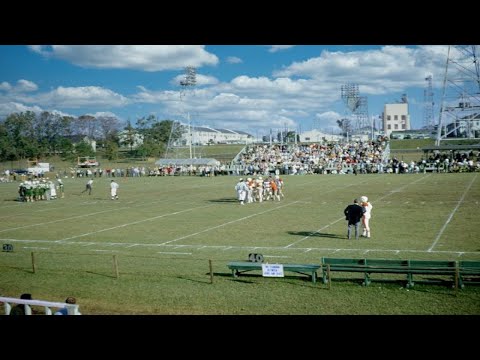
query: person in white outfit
[
  {"left": 234, "top": 178, "right": 248, "bottom": 205},
  {"left": 360, "top": 196, "right": 373, "bottom": 238},
  {"left": 110, "top": 179, "right": 119, "bottom": 200}
]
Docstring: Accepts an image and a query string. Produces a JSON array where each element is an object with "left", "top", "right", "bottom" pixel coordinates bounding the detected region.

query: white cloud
[
  {"left": 226, "top": 56, "right": 242, "bottom": 64},
  {"left": 0, "top": 82, "right": 12, "bottom": 91},
  {"left": 268, "top": 45, "right": 295, "bottom": 53},
  {"left": 29, "top": 45, "right": 219, "bottom": 71},
  {"left": 0, "top": 80, "right": 38, "bottom": 93},
  {"left": 16, "top": 79, "right": 38, "bottom": 92},
  {"left": 33, "top": 86, "right": 129, "bottom": 108},
  {"left": 0, "top": 101, "right": 43, "bottom": 117},
  {"left": 170, "top": 73, "right": 219, "bottom": 86},
  {"left": 273, "top": 46, "right": 449, "bottom": 95}
]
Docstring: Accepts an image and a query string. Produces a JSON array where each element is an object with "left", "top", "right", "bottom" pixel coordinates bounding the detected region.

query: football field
[{"left": 1, "top": 173, "right": 479, "bottom": 314}]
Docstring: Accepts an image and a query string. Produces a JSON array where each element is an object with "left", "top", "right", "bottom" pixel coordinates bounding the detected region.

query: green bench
[
  {"left": 321, "top": 257, "right": 460, "bottom": 288},
  {"left": 458, "top": 260, "right": 480, "bottom": 288},
  {"left": 227, "top": 261, "right": 321, "bottom": 283}
]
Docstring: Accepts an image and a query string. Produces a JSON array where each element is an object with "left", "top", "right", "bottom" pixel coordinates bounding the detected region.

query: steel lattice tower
[
  {"left": 341, "top": 83, "right": 370, "bottom": 131},
  {"left": 423, "top": 75, "right": 435, "bottom": 129},
  {"left": 165, "top": 66, "right": 197, "bottom": 158},
  {"left": 436, "top": 45, "right": 480, "bottom": 145}
]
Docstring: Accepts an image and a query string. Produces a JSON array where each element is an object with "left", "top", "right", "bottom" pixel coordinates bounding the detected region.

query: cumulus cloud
[
  {"left": 268, "top": 45, "right": 295, "bottom": 53},
  {"left": 0, "top": 102, "right": 44, "bottom": 117},
  {"left": 226, "top": 56, "right": 242, "bottom": 64},
  {"left": 28, "top": 45, "right": 219, "bottom": 71},
  {"left": 0, "top": 82, "right": 12, "bottom": 91},
  {"left": 273, "top": 45, "right": 449, "bottom": 95},
  {"left": 16, "top": 79, "right": 38, "bottom": 92},
  {"left": 32, "top": 86, "right": 129, "bottom": 108},
  {"left": 0, "top": 80, "right": 38, "bottom": 93}
]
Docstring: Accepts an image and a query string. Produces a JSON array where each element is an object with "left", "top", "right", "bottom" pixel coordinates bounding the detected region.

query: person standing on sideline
[
  {"left": 110, "top": 179, "right": 119, "bottom": 200},
  {"left": 360, "top": 195, "right": 373, "bottom": 238},
  {"left": 234, "top": 178, "right": 248, "bottom": 205},
  {"left": 57, "top": 178, "right": 65, "bottom": 198},
  {"left": 81, "top": 178, "right": 93, "bottom": 195},
  {"left": 344, "top": 199, "right": 365, "bottom": 240}
]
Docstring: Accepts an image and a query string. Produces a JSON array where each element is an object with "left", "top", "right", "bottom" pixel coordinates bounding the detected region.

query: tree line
[{"left": 0, "top": 111, "right": 185, "bottom": 162}]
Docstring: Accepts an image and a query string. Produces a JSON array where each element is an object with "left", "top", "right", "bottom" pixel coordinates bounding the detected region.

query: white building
[
  {"left": 180, "top": 126, "right": 254, "bottom": 145},
  {"left": 383, "top": 103, "right": 411, "bottom": 136},
  {"left": 117, "top": 130, "right": 144, "bottom": 149}
]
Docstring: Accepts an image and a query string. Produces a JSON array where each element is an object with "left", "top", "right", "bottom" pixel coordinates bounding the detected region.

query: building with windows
[
  {"left": 383, "top": 103, "right": 410, "bottom": 136},
  {"left": 179, "top": 126, "right": 254, "bottom": 145}
]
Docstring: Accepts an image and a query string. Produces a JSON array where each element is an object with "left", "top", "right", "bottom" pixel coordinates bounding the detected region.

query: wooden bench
[
  {"left": 321, "top": 257, "right": 459, "bottom": 288},
  {"left": 227, "top": 261, "right": 320, "bottom": 283}
]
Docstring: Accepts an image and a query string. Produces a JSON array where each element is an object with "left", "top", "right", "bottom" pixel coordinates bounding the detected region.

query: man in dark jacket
[{"left": 344, "top": 199, "right": 365, "bottom": 240}]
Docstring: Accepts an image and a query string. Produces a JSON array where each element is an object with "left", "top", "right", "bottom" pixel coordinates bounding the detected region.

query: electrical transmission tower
[
  {"left": 165, "top": 66, "right": 197, "bottom": 159},
  {"left": 341, "top": 83, "right": 370, "bottom": 132},
  {"left": 436, "top": 45, "right": 480, "bottom": 145},
  {"left": 423, "top": 75, "right": 435, "bottom": 129}
]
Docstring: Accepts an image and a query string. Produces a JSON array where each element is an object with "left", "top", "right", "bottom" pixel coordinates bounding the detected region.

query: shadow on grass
[
  {"left": 213, "top": 272, "right": 256, "bottom": 283},
  {"left": 287, "top": 231, "right": 344, "bottom": 239},
  {"left": 3, "top": 266, "right": 33, "bottom": 274},
  {"left": 177, "top": 275, "right": 211, "bottom": 284},
  {"left": 215, "top": 271, "right": 322, "bottom": 286},
  {"left": 207, "top": 198, "right": 238, "bottom": 203},
  {"left": 85, "top": 270, "right": 117, "bottom": 279}
]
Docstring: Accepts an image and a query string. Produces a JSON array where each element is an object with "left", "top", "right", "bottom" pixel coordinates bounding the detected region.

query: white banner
[{"left": 262, "top": 264, "right": 284, "bottom": 277}]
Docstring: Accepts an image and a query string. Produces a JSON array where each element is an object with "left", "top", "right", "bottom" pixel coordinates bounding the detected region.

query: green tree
[
  {"left": 104, "top": 140, "right": 119, "bottom": 160},
  {"left": 75, "top": 141, "right": 95, "bottom": 158},
  {"left": 120, "top": 120, "right": 137, "bottom": 154},
  {"left": 3, "top": 111, "right": 40, "bottom": 160}
]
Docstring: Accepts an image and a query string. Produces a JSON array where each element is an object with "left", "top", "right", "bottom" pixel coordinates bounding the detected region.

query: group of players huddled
[
  {"left": 235, "top": 175, "right": 284, "bottom": 205},
  {"left": 17, "top": 178, "right": 64, "bottom": 202}
]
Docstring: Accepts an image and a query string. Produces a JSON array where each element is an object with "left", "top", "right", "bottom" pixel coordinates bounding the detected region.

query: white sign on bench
[{"left": 262, "top": 264, "right": 284, "bottom": 277}]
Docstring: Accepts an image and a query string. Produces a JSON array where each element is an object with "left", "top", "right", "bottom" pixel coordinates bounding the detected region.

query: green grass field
[{"left": 1, "top": 173, "right": 479, "bottom": 314}]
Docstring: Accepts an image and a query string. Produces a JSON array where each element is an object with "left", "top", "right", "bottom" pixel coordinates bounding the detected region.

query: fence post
[
  {"left": 113, "top": 255, "right": 119, "bottom": 279},
  {"left": 31, "top": 252, "right": 36, "bottom": 274},
  {"left": 454, "top": 262, "right": 459, "bottom": 295},
  {"left": 209, "top": 259, "right": 214, "bottom": 284},
  {"left": 327, "top": 264, "right": 331, "bottom": 290}
]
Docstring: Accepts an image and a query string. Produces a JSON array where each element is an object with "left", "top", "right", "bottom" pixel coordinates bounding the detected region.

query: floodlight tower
[
  {"left": 423, "top": 75, "right": 435, "bottom": 130},
  {"left": 341, "top": 83, "right": 370, "bottom": 132},
  {"left": 165, "top": 66, "right": 197, "bottom": 160},
  {"left": 436, "top": 45, "right": 480, "bottom": 145}
]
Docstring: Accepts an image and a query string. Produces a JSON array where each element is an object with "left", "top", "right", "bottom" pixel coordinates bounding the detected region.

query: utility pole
[{"left": 180, "top": 66, "right": 197, "bottom": 159}]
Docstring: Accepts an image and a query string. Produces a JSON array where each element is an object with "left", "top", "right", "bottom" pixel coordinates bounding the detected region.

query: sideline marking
[
  {"left": 158, "top": 251, "right": 192, "bottom": 255},
  {"left": 2, "top": 237, "right": 480, "bottom": 255},
  {"left": 428, "top": 174, "right": 477, "bottom": 252}
]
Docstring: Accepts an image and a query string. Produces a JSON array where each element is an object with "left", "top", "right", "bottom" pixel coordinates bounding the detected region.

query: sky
[{"left": 0, "top": 45, "right": 451, "bottom": 138}]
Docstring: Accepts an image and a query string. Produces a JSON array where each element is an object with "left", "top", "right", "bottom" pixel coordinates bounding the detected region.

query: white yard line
[
  {"left": 58, "top": 204, "right": 214, "bottom": 242},
  {"left": 263, "top": 255, "right": 291, "bottom": 258},
  {"left": 157, "top": 251, "right": 192, "bottom": 255},
  {"left": 427, "top": 173, "right": 477, "bottom": 252},
  {"left": 158, "top": 201, "right": 300, "bottom": 245}
]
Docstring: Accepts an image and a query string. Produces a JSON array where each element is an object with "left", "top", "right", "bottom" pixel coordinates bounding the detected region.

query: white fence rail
[{"left": 0, "top": 296, "right": 80, "bottom": 315}]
